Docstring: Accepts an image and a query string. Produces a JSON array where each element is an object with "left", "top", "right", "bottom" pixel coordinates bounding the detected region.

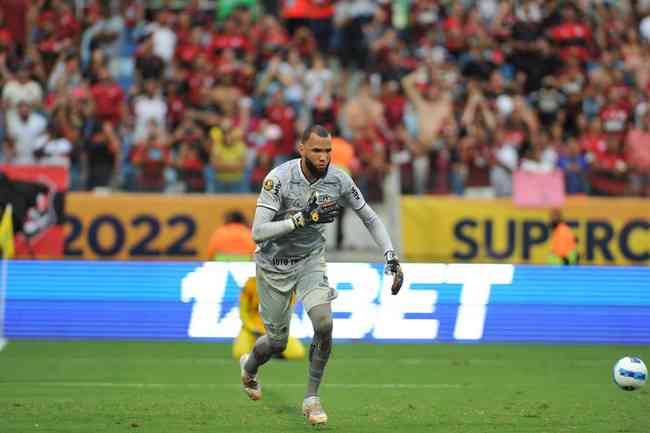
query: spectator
[
  {"left": 491, "top": 127, "right": 519, "bottom": 197},
  {"left": 304, "top": 53, "right": 334, "bottom": 110},
  {"left": 80, "top": 2, "right": 126, "bottom": 70},
  {"left": 48, "top": 52, "right": 82, "bottom": 93},
  {"left": 353, "top": 125, "right": 388, "bottom": 202},
  {"left": 589, "top": 134, "right": 628, "bottom": 196},
  {"left": 455, "top": 126, "right": 494, "bottom": 197},
  {"left": 248, "top": 119, "right": 280, "bottom": 191},
  {"left": 85, "top": 121, "right": 120, "bottom": 190},
  {"left": 146, "top": 10, "right": 177, "bottom": 65},
  {"left": 33, "top": 122, "right": 72, "bottom": 168},
  {"left": 175, "top": 139, "right": 205, "bottom": 193},
  {"left": 208, "top": 124, "right": 248, "bottom": 193},
  {"left": 558, "top": 137, "right": 589, "bottom": 195},
  {"left": 529, "top": 77, "right": 566, "bottom": 128},
  {"left": 265, "top": 88, "right": 297, "bottom": 165},
  {"left": 130, "top": 128, "right": 171, "bottom": 192},
  {"left": 90, "top": 67, "right": 125, "bottom": 126},
  {"left": 2, "top": 62, "right": 43, "bottom": 114},
  {"left": 4, "top": 101, "right": 47, "bottom": 164},
  {"left": 401, "top": 66, "right": 454, "bottom": 194},
  {"left": 134, "top": 33, "right": 165, "bottom": 82},
  {"left": 520, "top": 131, "right": 558, "bottom": 173},
  {"left": 580, "top": 117, "right": 607, "bottom": 156},
  {"left": 333, "top": 0, "right": 376, "bottom": 71},
  {"left": 625, "top": 110, "right": 650, "bottom": 196},
  {"left": 311, "top": 93, "right": 338, "bottom": 135},
  {"left": 340, "top": 78, "right": 386, "bottom": 142},
  {"left": 212, "top": 71, "right": 244, "bottom": 120},
  {"left": 133, "top": 79, "right": 167, "bottom": 142},
  {"left": 548, "top": 2, "right": 593, "bottom": 62}
]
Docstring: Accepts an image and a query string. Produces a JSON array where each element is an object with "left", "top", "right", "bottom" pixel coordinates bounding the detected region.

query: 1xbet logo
[{"left": 181, "top": 263, "right": 514, "bottom": 341}]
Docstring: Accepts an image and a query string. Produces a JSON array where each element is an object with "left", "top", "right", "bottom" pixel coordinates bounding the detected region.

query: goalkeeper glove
[
  {"left": 291, "top": 192, "right": 341, "bottom": 228},
  {"left": 384, "top": 250, "right": 404, "bottom": 295}
]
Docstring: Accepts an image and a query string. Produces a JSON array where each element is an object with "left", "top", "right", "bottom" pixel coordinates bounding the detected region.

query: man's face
[
  {"left": 300, "top": 133, "right": 332, "bottom": 178},
  {"left": 17, "top": 102, "right": 30, "bottom": 119},
  {"left": 563, "top": 7, "right": 576, "bottom": 22}
]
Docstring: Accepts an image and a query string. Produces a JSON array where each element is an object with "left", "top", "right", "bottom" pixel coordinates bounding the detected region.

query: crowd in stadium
[{"left": 0, "top": 0, "right": 649, "bottom": 199}]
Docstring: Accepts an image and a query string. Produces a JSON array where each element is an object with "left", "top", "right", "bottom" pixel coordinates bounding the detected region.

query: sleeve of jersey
[
  {"left": 339, "top": 171, "right": 367, "bottom": 211},
  {"left": 257, "top": 172, "right": 282, "bottom": 212},
  {"left": 252, "top": 204, "right": 296, "bottom": 243},
  {"left": 354, "top": 203, "right": 394, "bottom": 255}
]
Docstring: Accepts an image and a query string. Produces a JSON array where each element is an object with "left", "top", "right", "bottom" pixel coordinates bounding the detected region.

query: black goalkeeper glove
[
  {"left": 384, "top": 250, "right": 404, "bottom": 295},
  {"left": 292, "top": 192, "right": 341, "bottom": 228}
]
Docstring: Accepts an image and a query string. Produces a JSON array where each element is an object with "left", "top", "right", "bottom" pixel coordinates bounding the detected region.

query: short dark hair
[
  {"left": 225, "top": 210, "right": 247, "bottom": 225},
  {"left": 300, "top": 125, "right": 330, "bottom": 144}
]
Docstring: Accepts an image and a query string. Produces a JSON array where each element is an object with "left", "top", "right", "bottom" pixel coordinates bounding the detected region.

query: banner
[
  {"left": 64, "top": 193, "right": 257, "bottom": 260},
  {"left": 5, "top": 261, "right": 650, "bottom": 343},
  {"left": 513, "top": 170, "right": 565, "bottom": 208},
  {"left": 401, "top": 197, "right": 649, "bottom": 265},
  {"left": 0, "top": 165, "right": 67, "bottom": 258}
]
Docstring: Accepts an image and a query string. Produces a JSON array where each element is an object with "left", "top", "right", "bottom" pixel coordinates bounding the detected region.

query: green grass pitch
[{"left": 0, "top": 341, "right": 648, "bottom": 433}]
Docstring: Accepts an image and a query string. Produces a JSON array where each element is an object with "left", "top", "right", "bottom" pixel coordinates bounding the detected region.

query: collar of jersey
[{"left": 297, "top": 160, "right": 321, "bottom": 185}]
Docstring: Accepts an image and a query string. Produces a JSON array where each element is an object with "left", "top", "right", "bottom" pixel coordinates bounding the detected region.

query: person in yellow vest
[
  {"left": 233, "top": 276, "right": 306, "bottom": 360},
  {"left": 548, "top": 209, "right": 579, "bottom": 265},
  {"left": 208, "top": 211, "right": 305, "bottom": 360}
]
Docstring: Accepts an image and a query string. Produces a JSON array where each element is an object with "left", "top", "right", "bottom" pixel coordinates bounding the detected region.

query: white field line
[
  {"left": 11, "top": 357, "right": 617, "bottom": 366},
  {"left": 0, "top": 381, "right": 461, "bottom": 390}
]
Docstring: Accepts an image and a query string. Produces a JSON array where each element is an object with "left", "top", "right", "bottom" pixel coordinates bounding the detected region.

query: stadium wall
[
  {"left": 64, "top": 194, "right": 649, "bottom": 266},
  {"left": 5, "top": 261, "right": 650, "bottom": 344}
]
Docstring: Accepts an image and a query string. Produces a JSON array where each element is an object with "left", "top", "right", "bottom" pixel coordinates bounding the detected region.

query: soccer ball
[{"left": 613, "top": 357, "right": 647, "bottom": 391}]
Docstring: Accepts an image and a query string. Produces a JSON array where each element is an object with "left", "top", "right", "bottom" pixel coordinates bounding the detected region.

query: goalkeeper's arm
[
  {"left": 252, "top": 206, "right": 295, "bottom": 242},
  {"left": 353, "top": 203, "right": 393, "bottom": 254},
  {"left": 252, "top": 194, "right": 340, "bottom": 242},
  {"left": 354, "top": 204, "right": 404, "bottom": 295}
]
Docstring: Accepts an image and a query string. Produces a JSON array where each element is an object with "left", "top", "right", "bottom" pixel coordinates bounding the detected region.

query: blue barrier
[{"left": 4, "top": 261, "right": 650, "bottom": 343}]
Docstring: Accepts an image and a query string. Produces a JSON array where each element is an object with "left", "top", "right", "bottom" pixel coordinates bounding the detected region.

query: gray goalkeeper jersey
[{"left": 255, "top": 158, "right": 366, "bottom": 274}]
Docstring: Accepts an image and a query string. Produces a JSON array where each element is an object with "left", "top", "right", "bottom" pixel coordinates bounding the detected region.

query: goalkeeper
[{"left": 239, "top": 125, "right": 404, "bottom": 426}]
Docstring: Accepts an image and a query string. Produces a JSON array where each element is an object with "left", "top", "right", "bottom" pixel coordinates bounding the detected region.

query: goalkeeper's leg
[
  {"left": 301, "top": 303, "right": 332, "bottom": 425},
  {"left": 244, "top": 268, "right": 293, "bottom": 374},
  {"left": 305, "top": 303, "right": 333, "bottom": 397},
  {"left": 241, "top": 268, "right": 293, "bottom": 400}
]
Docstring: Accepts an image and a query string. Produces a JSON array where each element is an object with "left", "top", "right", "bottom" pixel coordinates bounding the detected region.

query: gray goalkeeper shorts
[{"left": 255, "top": 257, "right": 338, "bottom": 341}]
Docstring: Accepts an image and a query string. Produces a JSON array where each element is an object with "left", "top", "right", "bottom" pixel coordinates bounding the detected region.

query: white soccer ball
[{"left": 613, "top": 357, "right": 647, "bottom": 391}]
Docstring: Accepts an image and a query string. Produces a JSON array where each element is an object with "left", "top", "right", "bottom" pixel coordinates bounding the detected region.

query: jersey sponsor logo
[{"left": 272, "top": 255, "right": 305, "bottom": 266}]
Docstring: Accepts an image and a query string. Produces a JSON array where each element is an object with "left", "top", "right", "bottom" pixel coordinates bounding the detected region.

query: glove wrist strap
[
  {"left": 385, "top": 250, "right": 398, "bottom": 263},
  {"left": 292, "top": 213, "right": 306, "bottom": 228}
]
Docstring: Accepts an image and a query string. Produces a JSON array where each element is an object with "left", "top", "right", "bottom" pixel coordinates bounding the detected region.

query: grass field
[{"left": 0, "top": 341, "right": 648, "bottom": 433}]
